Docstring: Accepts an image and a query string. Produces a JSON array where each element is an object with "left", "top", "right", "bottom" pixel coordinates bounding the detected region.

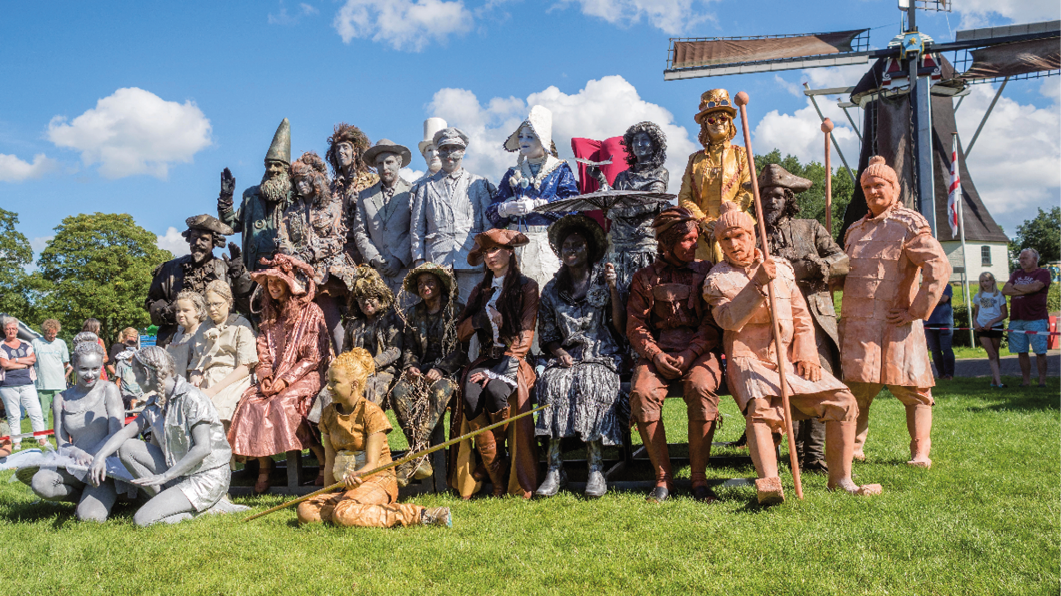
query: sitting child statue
[
  {"left": 88, "top": 346, "right": 247, "bottom": 526},
  {"left": 342, "top": 266, "right": 403, "bottom": 407},
  {"left": 297, "top": 348, "right": 451, "bottom": 528}
]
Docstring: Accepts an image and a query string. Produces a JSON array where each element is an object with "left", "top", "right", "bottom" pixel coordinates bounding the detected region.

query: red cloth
[
  {"left": 1008, "top": 268, "right": 1051, "bottom": 321},
  {"left": 570, "top": 137, "right": 632, "bottom": 230}
]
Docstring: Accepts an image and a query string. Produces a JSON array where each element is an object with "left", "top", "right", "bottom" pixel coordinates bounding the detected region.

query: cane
[
  {"left": 821, "top": 118, "right": 834, "bottom": 234},
  {"left": 733, "top": 91, "right": 804, "bottom": 500}
]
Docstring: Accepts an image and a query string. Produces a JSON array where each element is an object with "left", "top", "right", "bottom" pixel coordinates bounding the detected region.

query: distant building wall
[{"left": 941, "top": 240, "right": 1010, "bottom": 287}]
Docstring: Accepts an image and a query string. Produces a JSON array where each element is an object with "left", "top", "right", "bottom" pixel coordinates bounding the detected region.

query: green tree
[
  {"left": 31, "top": 213, "right": 171, "bottom": 346},
  {"left": 754, "top": 149, "right": 855, "bottom": 239},
  {"left": 0, "top": 208, "right": 34, "bottom": 322},
  {"left": 1008, "top": 206, "right": 1060, "bottom": 268}
]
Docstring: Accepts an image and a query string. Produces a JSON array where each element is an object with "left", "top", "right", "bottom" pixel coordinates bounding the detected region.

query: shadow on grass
[{"left": 964, "top": 387, "right": 1060, "bottom": 413}]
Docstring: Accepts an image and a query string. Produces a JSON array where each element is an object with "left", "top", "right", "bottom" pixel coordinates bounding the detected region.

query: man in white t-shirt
[{"left": 31, "top": 318, "right": 71, "bottom": 417}]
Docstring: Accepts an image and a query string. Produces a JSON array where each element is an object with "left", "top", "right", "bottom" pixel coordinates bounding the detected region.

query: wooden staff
[
  {"left": 821, "top": 118, "right": 834, "bottom": 233},
  {"left": 243, "top": 404, "right": 551, "bottom": 522},
  {"left": 733, "top": 91, "right": 804, "bottom": 500}
]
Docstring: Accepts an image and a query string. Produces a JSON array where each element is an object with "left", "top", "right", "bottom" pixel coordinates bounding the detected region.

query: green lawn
[{"left": 1, "top": 378, "right": 1058, "bottom": 595}]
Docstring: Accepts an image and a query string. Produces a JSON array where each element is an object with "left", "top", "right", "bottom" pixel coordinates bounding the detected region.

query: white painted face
[
  {"left": 75, "top": 352, "right": 103, "bottom": 388},
  {"left": 375, "top": 153, "right": 402, "bottom": 186},
  {"left": 422, "top": 144, "right": 441, "bottom": 173},
  {"left": 518, "top": 125, "right": 545, "bottom": 159},
  {"left": 205, "top": 290, "right": 231, "bottom": 325}
]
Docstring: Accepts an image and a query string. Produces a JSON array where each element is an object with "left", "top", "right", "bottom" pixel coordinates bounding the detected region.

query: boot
[
  {"left": 688, "top": 419, "right": 718, "bottom": 503},
  {"left": 421, "top": 506, "right": 452, "bottom": 528},
  {"left": 636, "top": 420, "right": 672, "bottom": 502},
  {"left": 584, "top": 440, "right": 607, "bottom": 499},
  {"left": 535, "top": 438, "right": 566, "bottom": 497},
  {"left": 470, "top": 413, "right": 506, "bottom": 497}
]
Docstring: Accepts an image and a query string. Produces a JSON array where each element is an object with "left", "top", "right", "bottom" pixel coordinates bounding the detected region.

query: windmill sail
[{"left": 665, "top": 30, "right": 870, "bottom": 79}]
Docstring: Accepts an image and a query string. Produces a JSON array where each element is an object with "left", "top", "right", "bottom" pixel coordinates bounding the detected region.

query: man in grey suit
[
  {"left": 353, "top": 139, "right": 414, "bottom": 294},
  {"left": 410, "top": 127, "right": 497, "bottom": 301}
]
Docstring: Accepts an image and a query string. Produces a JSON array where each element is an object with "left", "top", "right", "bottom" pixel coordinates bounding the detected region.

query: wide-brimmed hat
[
  {"left": 467, "top": 229, "right": 530, "bottom": 266},
  {"left": 433, "top": 127, "right": 470, "bottom": 150},
  {"left": 504, "top": 105, "right": 553, "bottom": 153},
  {"left": 694, "top": 89, "right": 737, "bottom": 124},
  {"left": 418, "top": 117, "right": 448, "bottom": 154},
  {"left": 743, "top": 163, "right": 813, "bottom": 193},
  {"left": 548, "top": 214, "right": 608, "bottom": 264},
  {"left": 250, "top": 254, "right": 315, "bottom": 297},
  {"left": 402, "top": 262, "right": 455, "bottom": 297},
  {"left": 184, "top": 214, "right": 234, "bottom": 236},
  {"left": 363, "top": 139, "right": 412, "bottom": 168}
]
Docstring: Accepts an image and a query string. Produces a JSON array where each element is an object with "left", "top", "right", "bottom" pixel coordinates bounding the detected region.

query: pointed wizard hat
[
  {"left": 265, "top": 118, "right": 291, "bottom": 165},
  {"left": 504, "top": 105, "right": 553, "bottom": 153}
]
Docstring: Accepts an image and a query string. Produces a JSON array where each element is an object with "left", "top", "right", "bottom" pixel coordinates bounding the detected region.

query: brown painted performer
[{"left": 703, "top": 202, "right": 882, "bottom": 504}]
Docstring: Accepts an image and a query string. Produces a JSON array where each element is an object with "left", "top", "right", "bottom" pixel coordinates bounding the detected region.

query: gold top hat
[{"left": 694, "top": 89, "right": 737, "bottom": 124}]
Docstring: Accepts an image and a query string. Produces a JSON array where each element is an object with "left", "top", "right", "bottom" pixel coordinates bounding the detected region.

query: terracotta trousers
[
  {"left": 846, "top": 382, "right": 934, "bottom": 453},
  {"left": 629, "top": 351, "right": 722, "bottom": 424},
  {"left": 297, "top": 476, "right": 423, "bottom": 528}
]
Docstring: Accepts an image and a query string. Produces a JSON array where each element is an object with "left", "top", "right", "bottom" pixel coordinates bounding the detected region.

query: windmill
[{"left": 662, "top": 1, "right": 1059, "bottom": 265}]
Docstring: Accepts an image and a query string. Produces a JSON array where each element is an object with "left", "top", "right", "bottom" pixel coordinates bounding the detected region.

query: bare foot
[
  {"left": 830, "top": 478, "right": 883, "bottom": 496},
  {"left": 852, "top": 451, "right": 866, "bottom": 462},
  {"left": 906, "top": 457, "right": 932, "bottom": 469}
]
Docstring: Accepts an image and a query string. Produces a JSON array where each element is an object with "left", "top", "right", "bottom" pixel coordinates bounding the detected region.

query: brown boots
[
  {"left": 688, "top": 419, "right": 718, "bottom": 503},
  {"left": 470, "top": 406, "right": 510, "bottom": 497},
  {"left": 636, "top": 419, "right": 672, "bottom": 502}
]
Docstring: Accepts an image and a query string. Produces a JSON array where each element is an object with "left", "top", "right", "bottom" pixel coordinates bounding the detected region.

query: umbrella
[{"left": 532, "top": 189, "right": 675, "bottom": 214}]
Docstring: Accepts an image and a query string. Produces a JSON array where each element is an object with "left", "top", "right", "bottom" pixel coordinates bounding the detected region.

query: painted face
[
  {"left": 705, "top": 113, "right": 731, "bottom": 143},
  {"left": 267, "top": 278, "right": 289, "bottom": 301},
  {"left": 174, "top": 298, "right": 199, "bottom": 330},
  {"left": 205, "top": 290, "right": 230, "bottom": 325},
  {"left": 358, "top": 297, "right": 382, "bottom": 318},
  {"left": 295, "top": 176, "right": 314, "bottom": 200},
  {"left": 438, "top": 144, "right": 464, "bottom": 174},
  {"left": 862, "top": 175, "right": 896, "bottom": 216},
  {"left": 1019, "top": 250, "right": 1038, "bottom": 271},
  {"left": 265, "top": 159, "right": 287, "bottom": 179},
  {"left": 3, "top": 322, "right": 17, "bottom": 341},
  {"left": 718, "top": 226, "right": 756, "bottom": 265},
  {"left": 762, "top": 187, "right": 789, "bottom": 227},
  {"left": 132, "top": 360, "right": 152, "bottom": 388},
  {"left": 417, "top": 273, "right": 441, "bottom": 302},
  {"left": 375, "top": 152, "right": 402, "bottom": 186},
  {"left": 667, "top": 229, "right": 699, "bottom": 264},
  {"left": 561, "top": 232, "right": 589, "bottom": 269},
  {"left": 631, "top": 132, "right": 655, "bottom": 162},
  {"left": 187, "top": 229, "right": 214, "bottom": 264},
  {"left": 327, "top": 366, "right": 361, "bottom": 409},
  {"left": 75, "top": 352, "right": 104, "bottom": 388},
  {"left": 43, "top": 327, "right": 58, "bottom": 342},
  {"left": 518, "top": 125, "right": 545, "bottom": 159},
  {"left": 422, "top": 144, "right": 441, "bottom": 172},
  {"left": 336, "top": 142, "right": 354, "bottom": 168},
  {"left": 483, "top": 246, "right": 512, "bottom": 275}
]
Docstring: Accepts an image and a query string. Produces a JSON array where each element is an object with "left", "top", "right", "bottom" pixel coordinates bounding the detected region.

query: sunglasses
[
  {"left": 705, "top": 99, "right": 730, "bottom": 109},
  {"left": 706, "top": 114, "right": 731, "bottom": 125}
]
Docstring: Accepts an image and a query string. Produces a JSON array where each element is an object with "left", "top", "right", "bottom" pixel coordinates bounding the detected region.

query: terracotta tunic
[
  {"left": 840, "top": 203, "right": 952, "bottom": 387},
  {"left": 677, "top": 142, "right": 753, "bottom": 262}
]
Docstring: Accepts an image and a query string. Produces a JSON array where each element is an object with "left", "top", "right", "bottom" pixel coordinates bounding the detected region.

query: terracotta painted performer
[
  {"left": 411, "top": 117, "right": 448, "bottom": 187},
  {"left": 218, "top": 118, "right": 296, "bottom": 272},
  {"left": 192, "top": 279, "right": 257, "bottom": 431},
  {"left": 146, "top": 214, "right": 251, "bottom": 347},
  {"left": 166, "top": 289, "right": 208, "bottom": 381},
  {"left": 410, "top": 127, "right": 497, "bottom": 301},
  {"left": 341, "top": 267, "right": 403, "bottom": 408},
  {"left": 279, "top": 151, "right": 356, "bottom": 351},
  {"left": 758, "top": 164, "right": 849, "bottom": 473},
  {"left": 488, "top": 105, "right": 579, "bottom": 298},
  {"left": 627, "top": 207, "right": 723, "bottom": 503},
  {"left": 703, "top": 202, "right": 882, "bottom": 504},
  {"left": 325, "top": 122, "right": 378, "bottom": 265},
  {"left": 228, "top": 255, "right": 332, "bottom": 494},
  {"left": 29, "top": 340, "right": 126, "bottom": 522},
  {"left": 534, "top": 215, "right": 626, "bottom": 499},
  {"left": 677, "top": 89, "right": 753, "bottom": 263},
  {"left": 297, "top": 349, "right": 451, "bottom": 528},
  {"left": 354, "top": 139, "right": 414, "bottom": 294},
  {"left": 391, "top": 263, "right": 467, "bottom": 486},
  {"left": 591, "top": 121, "right": 670, "bottom": 303},
  {"left": 840, "top": 156, "right": 951, "bottom": 468},
  {"left": 450, "top": 229, "right": 540, "bottom": 499},
  {"left": 88, "top": 347, "right": 246, "bottom": 527}
]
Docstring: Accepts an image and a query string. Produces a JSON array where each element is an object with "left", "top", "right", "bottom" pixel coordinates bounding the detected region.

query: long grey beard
[{"left": 260, "top": 172, "right": 292, "bottom": 205}]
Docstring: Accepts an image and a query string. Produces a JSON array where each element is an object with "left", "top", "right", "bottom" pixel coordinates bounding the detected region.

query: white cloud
[
  {"left": 426, "top": 75, "right": 698, "bottom": 190},
  {"left": 156, "top": 227, "right": 189, "bottom": 257},
  {"left": 269, "top": 1, "right": 319, "bottom": 24},
  {"left": 30, "top": 236, "right": 53, "bottom": 253},
  {"left": 47, "top": 87, "right": 212, "bottom": 179},
  {"left": 552, "top": 0, "right": 715, "bottom": 35},
  {"left": 953, "top": 0, "right": 1059, "bottom": 29},
  {"left": 300, "top": 3, "right": 319, "bottom": 15},
  {"left": 0, "top": 153, "right": 58, "bottom": 182},
  {"left": 333, "top": 0, "right": 473, "bottom": 51},
  {"left": 400, "top": 167, "right": 425, "bottom": 183},
  {"left": 1040, "top": 78, "right": 1060, "bottom": 104}
]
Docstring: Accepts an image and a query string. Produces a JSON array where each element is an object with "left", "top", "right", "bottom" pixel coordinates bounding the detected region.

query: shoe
[
  {"left": 995, "top": 383, "right": 1007, "bottom": 389},
  {"left": 692, "top": 484, "right": 719, "bottom": 503},
  {"left": 802, "top": 459, "right": 829, "bottom": 474},
  {"left": 755, "top": 477, "right": 785, "bottom": 505},
  {"left": 254, "top": 472, "right": 271, "bottom": 495},
  {"left": 646, "top": 485, "right": 669, "bottom": 503},
  {"left": 536, "top": 439, "right": 565, "bottom": 497},
  {"left": 421, "top": 506, "right": 452, "bottom": 527},
  {"left": 584, "top": 440, "right": 607, "bottom": 499},
  {"left": 412, "top": 458, "right": 434, "bottom": 480}
]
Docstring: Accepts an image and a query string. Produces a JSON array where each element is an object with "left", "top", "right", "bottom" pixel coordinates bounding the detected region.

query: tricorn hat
[
  {"left": 265, "top": 118, "right": 291, "bottom": 165},
  {"left": 363, "top": 139, "right": 412, "bottom": 169},
  {"left": 467, "top": 228, "right": 530, "bottom": 266},
  {"left": 504, "top": 105, "right": 553, "bottom": 153},
  {"left": 402, "top": 262, "right": 455, "bottom": 297},
  {"left": 419, "top": 117, "right": 448, "bottom": 154},
  {"left": 184, "top": 214, "right": 234, "bottom": 236},
  {"left": 548, "top": 214, "right": 608, "bottom": 264},
  {"left": 694, "top": 89, "right": 737, "bottom": 124},
  {"left": 742, "top": 163, "right": 813, "bottom": 193}
]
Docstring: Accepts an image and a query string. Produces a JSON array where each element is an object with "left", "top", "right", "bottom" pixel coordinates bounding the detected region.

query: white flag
[{"left": 947, "top": 135, "right": 960, "bottom": 237}]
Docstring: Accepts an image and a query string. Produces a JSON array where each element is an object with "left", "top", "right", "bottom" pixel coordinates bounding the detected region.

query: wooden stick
[
  {"left": 821, "top": 119, "right": 834, "bottom": 234},
  {"left": 733, "top": 91, "right": 804, "bottom": 500},
  {"left": 243, "top": 404, "right": 551, "bottom": 522}
]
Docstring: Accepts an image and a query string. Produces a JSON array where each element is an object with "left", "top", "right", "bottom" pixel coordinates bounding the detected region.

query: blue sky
[{"left": 2, "top": 0, "right": 1057, "bottom": 258}]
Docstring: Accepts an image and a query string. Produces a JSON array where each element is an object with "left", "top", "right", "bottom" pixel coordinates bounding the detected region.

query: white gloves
[{"left": 499, "top": 198, "right": 547, "bottom": 217}]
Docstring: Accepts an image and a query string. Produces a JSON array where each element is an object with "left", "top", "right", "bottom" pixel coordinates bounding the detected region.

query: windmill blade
[
  {"left": 941, "top": 20, "right": 1061, "bottom": 83},
  {"left": 664, "top": 29, "right": 887, "bottom": 80}
]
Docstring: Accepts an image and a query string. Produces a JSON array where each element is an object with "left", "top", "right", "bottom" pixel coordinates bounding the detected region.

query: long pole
[
  {"left": 243, "top": 404, "right": 550, "bottom": 522},
  {"left": 734, "top": 91, "right": 804, "bottom": 500},
  {"left": 803, "top": 83, "right": 857, "bottom": 189},
  {"left": 954, "top": 133, "right": 975, "bottom": 348},
  {"left": 821, "top": 118, "right": 834, "bottom": 234}
]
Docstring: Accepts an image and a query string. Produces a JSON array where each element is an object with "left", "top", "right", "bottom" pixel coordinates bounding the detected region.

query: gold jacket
[{"left": 677, "top": 141, "right": 753, "bottom": 262}]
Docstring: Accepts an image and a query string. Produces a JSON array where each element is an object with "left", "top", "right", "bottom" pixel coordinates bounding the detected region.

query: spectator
[
  {"left": 108, "top": 327, "right": 143, "bottom": 409},
  {"left": 0, "top": 316, "right": 48, "bottom": 450},
  {"left": 106, "top": 327, "right": 138, "bottom": 377},
  {"left": 80, "top": 319, "right": 109, "bottom": 381},
  {"left": 1002, "top": 248, "right": 1052, "bottom": 386},
  {"left": 972, "top": 272, "right": 1008, "bottom": 388},
  {"left": 32, "top": 319, "right": 72, "bottom": 417},
  {"left": 924, "top": 284, "right": 955, "bottom": 380}
]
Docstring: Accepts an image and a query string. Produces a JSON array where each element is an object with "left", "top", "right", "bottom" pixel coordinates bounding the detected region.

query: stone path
[{"left": 951, "top": 349, "right": 1060, "bottom": 380}]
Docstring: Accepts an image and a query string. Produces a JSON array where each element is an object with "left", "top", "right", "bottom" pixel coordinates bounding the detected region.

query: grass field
[{"left": 1, "top": 377, "right": 1057, "bottom": 595}]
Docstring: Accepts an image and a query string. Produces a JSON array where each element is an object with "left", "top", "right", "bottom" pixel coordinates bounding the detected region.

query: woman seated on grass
[
  {"left": 972, "top": 271, "right": 1008, "bottom": 388},
  {"left": 297, "top": 348, "right": 451, "bottom": 528}
]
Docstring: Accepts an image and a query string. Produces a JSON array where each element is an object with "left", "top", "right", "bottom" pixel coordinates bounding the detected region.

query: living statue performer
[
  {"left": 534, "top": 215, "right": 626, "bottom": 499},
  {"left": 341, "top": 267, "right": 403, "bottom": 408},
  {"left": 354, "top": 139, "right": 414, "bottom": 294},
  {"left": 449, "top": 229, "right": 539, "bottom": 499},
  {"left": 677, "top": 89, "right": 753, "bottom": 263},
  {"left": 840, "top": 156, "right": 951, "bottom": 467},
  {"left": 166, "top": 290, "right": 208, "bottom": 380},
  {"left": 757, "top": 164, "right": 849, "bottom": 473},
  {"left": 218, "top": 118, "right": 296, "bottom": 272},
  {"left": 391, "top": 263, "right": 467, "bottom": 486},
  {"left": 627, "top": 207, "right": 723, "bottom": 503},
  {"left": 296, "top": 349, "right": 451, "bottom": 528},
  {"left": 88, "top": 347, "right": 247, "bottom": 527},
  {"left": 325, "top": 123, "right": 378, "bottom": 265},
  {"left": 29, "top": 341, "right": 127, "bottom": 522},
  {"left": 410, "top": 127, "right": 496, "bottom": 301},
  {"left": 589, "top": 121, "right": 670, "bottom": 302},
  {"left": 703, "top": 202, "right": 882, "bottom": 504},
  {"left": 227, "top": 254, "right": 332, "bottom": 494},
  {"left": 192, "top": 279, "right": 257, "bottom": 431},
  {"left": 411, "top": 117, "right": 448, "bottom": 187},
  {"left": 279, "top": 151, "right": 356, "bottom": 351},
  {"left": 146, "top": 215, "right": 251, "bottom": 347},
  {"left": 487, "top": 105, "right": 579, "bottom": 299}
]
